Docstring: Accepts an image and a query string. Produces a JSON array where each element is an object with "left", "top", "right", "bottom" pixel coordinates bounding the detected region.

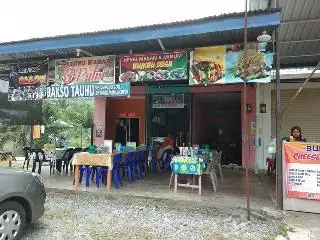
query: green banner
[{"left": 120, "top": 51, "right": 188, "bottom": 82}]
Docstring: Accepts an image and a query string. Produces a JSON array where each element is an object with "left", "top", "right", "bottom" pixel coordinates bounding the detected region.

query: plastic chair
[
  {"left": 123, "top": 152, "right": 134, "bottom": 183},
  {"left": 70, "top": 148, "right": 85, "bottom": 174},
  {"left": 57, "top": 148, "right": 73, "bottom": 173},
  {"left": 112, "top": 153, "right": 123, "bottom": 189},
  {"left": 79, "top": 165, "right": 92, "bottom": 188},
  {"left": 212, "top": 151, "right": 223, "bottom": 180},
  {"left": 96, "top": 167, "right": 108, "bottom": 187},
  {"left": 96, "top": 153, "right": 122, "bottom": 189},
  {"left": 22, "top": 147, "right": 33, "bottom": 170},
  {"left": 32, "top": 149, "right": 54, "bottom": 175},
  {"left": 133, "top": 152, "right": 142, "bottom": 180},
  {"left": 150, "top": 145, "right": 159, "bottom": 172},
  {"left": 161, "top": 149, "right": 172, "bottom": 172},
  {"left": 142, "top": 150, "right": 150, "bottom": 176}
]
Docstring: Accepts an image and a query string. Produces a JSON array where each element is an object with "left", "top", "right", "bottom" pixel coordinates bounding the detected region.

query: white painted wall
[{"left": 255, "top": 83, "right": 272, "bottom": 170}]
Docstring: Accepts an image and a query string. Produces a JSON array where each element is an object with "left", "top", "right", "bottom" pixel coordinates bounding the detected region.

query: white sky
[{"left": 0, "top": 0, "right": 245, "bottom": 43}]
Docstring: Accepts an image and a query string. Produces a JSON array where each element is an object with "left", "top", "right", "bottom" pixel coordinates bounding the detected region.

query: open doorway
[
  {"left": 193, "top": 92, "right": 242, "bottom": 166},
  {"left": 115, "top": 118, "right": 140, "bottom": 146}
]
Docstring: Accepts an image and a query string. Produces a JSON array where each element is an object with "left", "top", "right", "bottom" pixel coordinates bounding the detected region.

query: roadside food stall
[{"left": 0, "top": 8, "right": 281, "bottom": 195}]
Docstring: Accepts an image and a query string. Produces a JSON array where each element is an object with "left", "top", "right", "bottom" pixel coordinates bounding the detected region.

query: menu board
[
  {"left": 284, "top": 142, "right": 320, "bottom": 200},
  {"left": 120, "top": 51, "right": 188, "bottom": 82}
]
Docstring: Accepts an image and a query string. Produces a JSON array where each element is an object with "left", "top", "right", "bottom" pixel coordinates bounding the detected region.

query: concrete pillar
[
  {"left": 93, "top": 97, "right": 106, "bottom": 146},
  {"left": 255, "top": 83, "right": 272, "bottom": 170}
]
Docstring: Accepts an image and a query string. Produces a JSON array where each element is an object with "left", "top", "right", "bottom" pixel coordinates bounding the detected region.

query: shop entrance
[
  {"left": 193, "top": 92, "right": 242, "bottom": 166},
  {"left": 147, "top": 94, "right": 191, "bottom": 146},
  {"left": 115, "top": 118, "right": 140, "bottom": 146}
]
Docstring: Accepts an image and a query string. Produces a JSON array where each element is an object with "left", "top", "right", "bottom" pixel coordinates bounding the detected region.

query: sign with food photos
[
  {"left": 119, "top": 51, "right": 188, "bottom": 82},
  {"left": 189, "top": 43, "right": 273, "bottom": 85},
  {"left": 8, "top": 63, "right": 47, "bottom": 101}
]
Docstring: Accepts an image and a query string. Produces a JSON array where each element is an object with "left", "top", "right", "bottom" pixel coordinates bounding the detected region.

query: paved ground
[
  {"left": 3, "top": 160, "right": 319, "bottom": 239},
  {"left": 21, "top": 190, "right": 284, "bottom": 240},
  {"left": 283, "top": 211, "right": 320, "bottom": 240}
]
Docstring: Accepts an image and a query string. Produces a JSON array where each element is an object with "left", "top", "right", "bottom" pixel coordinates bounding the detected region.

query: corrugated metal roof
[
  {"left": 0, "top": 8, "right": 280, "bottom": 46},
  {"left": 250, "top": 0, "right": 320, "bottom": 67},
  {"left": 0, "top": 27, "right": 275, "bottom": 65},
  {"left": 0, "top": 8, "right": 280, "bottom": 64}
]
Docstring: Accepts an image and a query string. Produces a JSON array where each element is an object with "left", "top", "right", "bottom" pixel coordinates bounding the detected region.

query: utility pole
[
  {"left": 243, "top": 0, "right": 250, "bottom": 220},
  {"left": 275, "top": 0, "right": 283, "bottom": 209}
]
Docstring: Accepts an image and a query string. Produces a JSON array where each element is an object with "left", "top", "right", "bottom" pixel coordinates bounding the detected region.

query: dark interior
[
  {"left": 150, "top": 95, "right": 191, "bottom": 145},
  {"left": 115, "top": 118, "right": 140, "bottom": 146},
  {"left": 193, "top": 92, "right": 242, "bottom": 166}
]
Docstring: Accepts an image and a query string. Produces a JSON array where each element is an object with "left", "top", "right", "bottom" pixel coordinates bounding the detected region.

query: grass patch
[{"left": 263, "top": 222, "right": 294, "bottom": 240}]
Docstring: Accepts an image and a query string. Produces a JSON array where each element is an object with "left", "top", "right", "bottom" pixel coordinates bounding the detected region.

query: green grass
[{"left": 263, "top": 222, "right": 294, "bottom": 240}]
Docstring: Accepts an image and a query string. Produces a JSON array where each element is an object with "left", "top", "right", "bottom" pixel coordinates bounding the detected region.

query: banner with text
[
  {"left": 189, "top": 43, "right": 273, "bottom": 85},
  {"left": 55, "top": 56, "right": 115, "bottom": 85},
  {"left": 152, "top": 94, "right": 184, "bottom": 108},
  {"left": 284, "top": 142, "right": 320, "bottom": 201},
  {"left": 46, "top": 82, "right": 130, "bottom": 99},
  {"left": 119, "top": 51, "right": 188, "bottom": 82},
  {"left": 8, "top": 63, "right": 47, "bottom": 101}
]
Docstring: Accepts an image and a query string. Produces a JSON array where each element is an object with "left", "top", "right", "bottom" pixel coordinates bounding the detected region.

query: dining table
[
  {"left": 72, "top": 149, "right": 147, "bottom": 191},
  {"left": 170, "top": 155, "right": 207, "bottom": 195},
  {"left": 72, "top": 152, "right": 113, "bottom": 190}
]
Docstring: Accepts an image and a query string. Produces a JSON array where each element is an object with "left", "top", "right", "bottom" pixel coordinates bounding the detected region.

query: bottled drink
[{"left": 187, "top": 143, "right": 192, "bottom": 157}]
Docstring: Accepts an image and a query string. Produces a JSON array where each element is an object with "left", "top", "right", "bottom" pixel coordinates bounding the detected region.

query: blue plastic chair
[
  {"left": 79, "top": 165, "right": 92, "bottom": 188},
  {"left": 161, "top": 149, "right": 172, "bottom": 172},
  {"left": 138, "top": 150, "right": 149, "bottom": 176},
  {"left": 112, "top": 153, "right": 123, "bottom": 189},
  {"left": 96, "top": 154, "right": 122, "bottom": 189},
  {"left": 133, "top": 152, "right": 142, "bottom": 180},
  {"left": 123, "top": 152, "right": 134, "bottom": 183},
  {"left": 150, "top": 145, "right": 158, "bottom": 172},
  {"left": 96, "top": 166, "right": 108, "bottom": 188},
  {"left": 141, "top": 150, "right": 150, "bottom": 176}
]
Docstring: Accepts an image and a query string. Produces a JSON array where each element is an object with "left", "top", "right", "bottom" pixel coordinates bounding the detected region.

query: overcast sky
[{"left": 0, "top": 0, "right": 245, "bottom": 43}]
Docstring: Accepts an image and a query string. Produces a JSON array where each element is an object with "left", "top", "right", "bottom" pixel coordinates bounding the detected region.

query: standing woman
[{"left": 284, "top": 125, "right": 307, "bottom": 142}]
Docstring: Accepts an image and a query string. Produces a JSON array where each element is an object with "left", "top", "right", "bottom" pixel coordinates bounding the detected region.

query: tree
[
  {"left": 36, "top": 98, "right": 94, "bottom": 148},
  {"left": 0, "top": 98, "right": 94, "bottom": 155}
]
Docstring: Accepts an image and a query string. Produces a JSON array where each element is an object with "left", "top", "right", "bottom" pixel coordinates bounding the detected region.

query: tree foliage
[{"left": 0, "top": 98, "right": 94, "bottom": 155}]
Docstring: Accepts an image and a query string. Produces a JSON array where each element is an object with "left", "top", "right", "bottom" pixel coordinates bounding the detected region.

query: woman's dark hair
[{"left": 291, "top": 125, "right": 302, "bottom": 139}]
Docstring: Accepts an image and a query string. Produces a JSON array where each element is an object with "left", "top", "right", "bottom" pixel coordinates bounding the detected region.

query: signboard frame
[{"left": 282, "top": 142, "right": 320, "bottom": 213}]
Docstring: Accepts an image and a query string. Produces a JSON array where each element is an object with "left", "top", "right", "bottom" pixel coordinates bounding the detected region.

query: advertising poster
[
  {"left": 120, "top": 51, "right": 188, "bottom": 82},
  {"left": 49, "top": 55, "right": 122, "bottom": 99},
  {"left": 8, "top": 63, "right": 47, "bottom": 101},
  {"left": 189, "top": 43, "right": 273, "bottom": 85},
  {"left": 284, "top": 142, "right": 320, "bottom": 200},
  {"left": 189, "top": 46, "right": 226, "bottom": 84},
  {"left": 0, "top": 71, "right": 42, "bottom": 125},
  {"left": 55, "top": 56, "right": 115, "bottom": 85}
]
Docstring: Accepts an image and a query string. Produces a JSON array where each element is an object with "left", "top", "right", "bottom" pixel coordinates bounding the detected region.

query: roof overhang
[
  {"left": 250, "top": 0, "right": 320, "bottom": 68},
  {"left": 0, "top": 9, "right": 280, "bottom": 64}
]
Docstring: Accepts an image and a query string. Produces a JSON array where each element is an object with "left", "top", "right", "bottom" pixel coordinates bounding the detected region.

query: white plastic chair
[
  {"left": 203, "top": 159, "right": 218, "bottom": 192},
  {"left": 212, "top": 151, "right": 223, "bottom": 181}
]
